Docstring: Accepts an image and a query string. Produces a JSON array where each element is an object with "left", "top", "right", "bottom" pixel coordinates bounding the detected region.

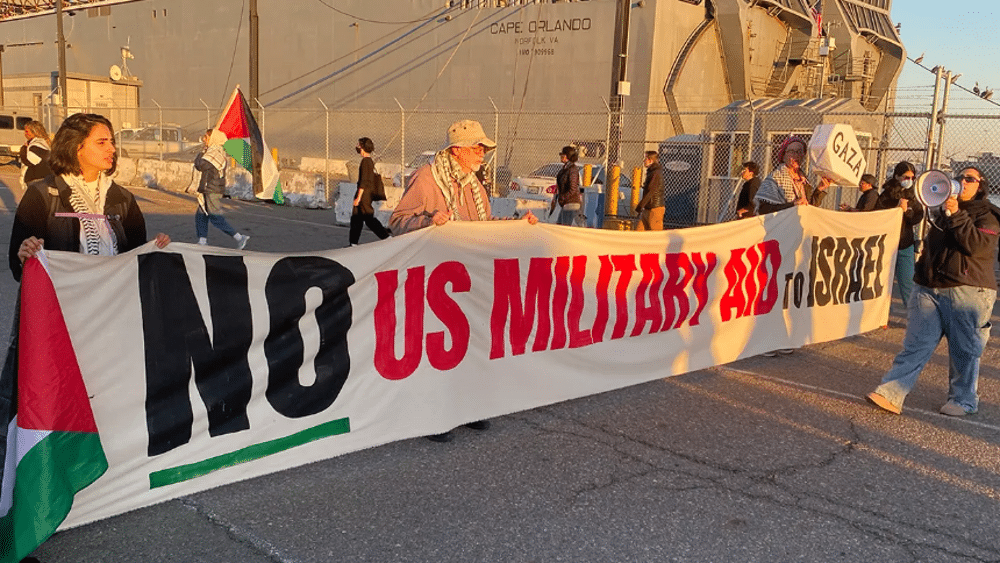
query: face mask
[
  {"left": 900, "top": 178, "right": 913, "bottom": 189},
  {"left": 356, "top": 146, "right": 362, "bottom": 154}
]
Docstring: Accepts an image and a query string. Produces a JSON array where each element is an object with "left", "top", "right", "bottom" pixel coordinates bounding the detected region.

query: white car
[
  {"left": 506, "top": 162, "right": 633, "bottom": 225},
  {"left": 393, "top": 150, "right": 437, "bottom": 187},
  {"left": 507, "top": 162, "right": 630, "bottom": 199}
]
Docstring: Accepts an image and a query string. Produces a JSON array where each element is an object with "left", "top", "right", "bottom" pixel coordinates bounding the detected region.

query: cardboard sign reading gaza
[{"left": 808, "top": 123, "right": 867, "bottom": 186}]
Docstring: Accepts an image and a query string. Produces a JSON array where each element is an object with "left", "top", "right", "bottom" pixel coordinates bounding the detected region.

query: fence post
[
  {"left": 489, "top": 96, "right": 499, "bottom": 195},
  {"left": 394, "top": 98, "right": 406, "bottom": 186},
  {"left": 151, "top": 98, "right": 163, "bottom": 160},
  {"left": 256, "top": 99, "right": 265, "bottom": 138},
  {"left": 934, "top": 70, "right": 953, "bottom": 170},
  {"left": 319, "top": 98, "right": 330, "bottom": 207},
  {"left": 924, "top": 66, "right": 943, "bottom": 171},
  {"left": 199, "top": 98, "right": 211, "bottom": 130}
]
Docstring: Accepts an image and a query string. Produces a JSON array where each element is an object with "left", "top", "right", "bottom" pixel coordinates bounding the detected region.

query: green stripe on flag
[
  {"left": 0, "top": 431, "right": 107, "bottom": 563},
  {"left": 149, "top": 417, "right": 350, "bottom": 489}
]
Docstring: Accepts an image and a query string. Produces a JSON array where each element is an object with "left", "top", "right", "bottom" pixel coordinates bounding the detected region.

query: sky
[{"left": 891, "top": 0, "right": 999, "bottom": 112}]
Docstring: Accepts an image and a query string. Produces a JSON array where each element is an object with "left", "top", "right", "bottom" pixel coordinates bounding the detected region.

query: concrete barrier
[{"left": 121, "top": 157, "right": 333, "bottom": 209}]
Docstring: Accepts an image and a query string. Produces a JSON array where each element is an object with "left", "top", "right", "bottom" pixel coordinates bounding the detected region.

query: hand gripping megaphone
[{"left": 915, "top": 169, "right": 961, "bottom": 208}]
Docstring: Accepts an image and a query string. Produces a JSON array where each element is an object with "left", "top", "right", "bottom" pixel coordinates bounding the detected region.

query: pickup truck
[{"left": 117, "top": 125, "right": 201, "bottom": 159}]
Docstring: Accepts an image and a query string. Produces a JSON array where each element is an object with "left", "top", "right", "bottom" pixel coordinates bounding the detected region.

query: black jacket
[
  {"left": 736, "top": 177, "right": 760, "bottom": 215},
  {"left": 914, "top": 197, "right": 1000, "bottom": 291},
  {"left": 354, "top": 156, "right": 383, "bottom": 215},
  {"left": 9, "top": 175, "right": 149, "bottom": 281},
  {"left": 19, "top": 143, "right": 52, "bottom": 185},
  {"left": 555, "top": 162, "right": 581, "bottom": 206},
  {"left": 637, "top": 161, "right": 664, "bottom": 210},
  {"left": 194, "top": 150, "right": 227, "bottom": 195},
  {"left": 874, "top": 179, "right": 923, "bottom": 250}
]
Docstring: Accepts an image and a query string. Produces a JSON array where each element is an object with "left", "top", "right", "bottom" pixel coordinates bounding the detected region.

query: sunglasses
[{"left": 956, "top": 175, "right": 981, "bottom": 184}]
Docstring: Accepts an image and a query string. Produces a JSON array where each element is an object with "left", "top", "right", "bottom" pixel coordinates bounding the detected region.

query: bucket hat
[{"left": 443, "top": 119, "right": 496, "bottom": 151}]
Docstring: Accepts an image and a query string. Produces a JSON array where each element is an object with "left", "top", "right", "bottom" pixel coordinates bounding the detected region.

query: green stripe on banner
[{"left": 149, "top": 417, "right": 350, "bottom": 489}]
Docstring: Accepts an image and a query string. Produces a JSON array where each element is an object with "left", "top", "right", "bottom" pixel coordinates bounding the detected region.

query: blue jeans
[
  {"left": 895, "top": 245, "right": 915, "bottom": 306},
  {"left": 874, "top": 284, "right": 995, "bottom": 411},
  {"left": 195, "top": 202, "right": 237, "bottom": 239},
  {"left": 558, "top": 204, "right": 581, "bottom": 226}
]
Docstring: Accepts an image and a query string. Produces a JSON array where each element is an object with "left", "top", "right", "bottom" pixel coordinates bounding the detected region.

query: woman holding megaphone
[
  {"left": 868, "top": 166, "right": 999, "bottom": 417},
  {"left": 753, "top": 136, "right": 831, "bottom": 214}
]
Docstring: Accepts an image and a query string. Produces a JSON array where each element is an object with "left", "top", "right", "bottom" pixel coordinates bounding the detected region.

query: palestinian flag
[
  {"left": 0, "top": 257, "right": 108, "bottom": 563},
  {"left": 215, "top": 86, "right": 284, "bottom": 204}
]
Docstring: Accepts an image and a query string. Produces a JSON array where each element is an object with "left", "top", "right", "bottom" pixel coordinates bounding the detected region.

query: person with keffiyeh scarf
[
  {"left": 194, "top": 128, "right": 250, "bottom": 249},
  {"left": 388, "top": 120, "right": 537, "bottom": 443},
  {"left": 18, "top": 120, "right": 53, "bottom": 189},
  {"left": 753, "top": 136, "right": 831, "bottom": 215},
  {"left": 9, "top": 113, "right": 170, "bottom": 281},
  {"left": 389, "top": 119, "right": 538, "bottom": 235}
]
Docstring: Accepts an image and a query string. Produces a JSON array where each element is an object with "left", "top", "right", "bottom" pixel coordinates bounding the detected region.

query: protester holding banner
[
  {"left": 194, "top": 129, "right": 250, "bottom": 249},
  {"left": 389, "top": 119, "right": 538, "bottom": 235},
  {"left": 549, "top": 145, "right": 582, "bottom": 226},
  {"left": 734, "top": 161, "right": 760, "bottom": 219},
  {"left": 754, "top": 137, "right": 831, "bottom": 215},
  {"left": 867, "top": 166, "right": 999, "bottom": 417},
  {"left": 8, "top": 113, "right": 170, "bottom": 281},
  {"left": 389, "top": 119, "right": 536, "bottom": 442},
  {"left": 874, "top": 161, "right": 923, "bottom": 307},
  {"left": 838, "top": 174, "right": 879, "bottom": 212},
  {"left": 349, "top": 137, "right": 392, "bottom": 245}
]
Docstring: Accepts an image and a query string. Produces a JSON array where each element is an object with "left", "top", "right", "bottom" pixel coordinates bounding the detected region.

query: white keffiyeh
[
  {"left": 63, "top": 172, "right": 118, "bottom": 256},
  {"left": 429, "top": 149, "right": 488, "bottom": 222}
]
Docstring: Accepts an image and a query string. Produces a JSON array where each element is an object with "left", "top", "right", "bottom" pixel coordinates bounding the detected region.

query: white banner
[{"left": 38, "top": 206, "right": 899, "bottom": 528}]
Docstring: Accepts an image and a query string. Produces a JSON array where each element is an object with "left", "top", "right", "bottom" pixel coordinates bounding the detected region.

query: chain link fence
[{"left": 10, "top": 99, "right": 1000, "bottom": 226}]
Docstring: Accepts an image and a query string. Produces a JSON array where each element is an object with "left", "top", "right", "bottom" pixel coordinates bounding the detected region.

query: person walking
[
  {"left": 867, "top": 167, "right": 999, "bottom": 417},
  {"left": 635, "top": 150, "right": 665, "bottom": 230},
  {"left": 549, "top": 145, "right": 582, "bottom": 226},
  {"left": 874, "top": 161, "right": 923, "bottom": 307},
  {"left": 194, "top": 129, "right": 250, "bottom": 249},
  {"left": 349, "top": 137, "right": 391, "bottom": 246}
]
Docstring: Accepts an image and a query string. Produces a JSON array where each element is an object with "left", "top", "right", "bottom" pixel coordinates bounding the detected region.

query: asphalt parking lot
[{"left": 2, "top": 166, "right": 999, "bottom": 563}]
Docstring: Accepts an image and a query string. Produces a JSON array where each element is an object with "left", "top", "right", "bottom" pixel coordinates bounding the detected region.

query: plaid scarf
[
  {"left": 63, "top": 173, "right": 118, "bottom": 256},
  {"left": 429, "top": 149, "right": 488, "bottom": 222},
  {"left": 755, "top": 164, "right": 809, "bottom": 206}
]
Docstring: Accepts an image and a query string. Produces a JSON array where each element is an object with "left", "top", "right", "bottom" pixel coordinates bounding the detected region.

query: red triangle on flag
[
  {"left": 216, "top": 88, "right": 251, "bottom": 140},
  {"left": 17, "top": 258, "right": 100, "bottom": 434}
]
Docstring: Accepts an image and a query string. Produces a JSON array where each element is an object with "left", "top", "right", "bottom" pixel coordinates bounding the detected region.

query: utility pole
[
  {"left": 249, "top": 0, "right": 259, "bottom": 112},
  {"left": 0, "top": 45, "right": 5, "bottom": 107},
  {"left": 56, "top": 0, "right": 68, "bottom": 114},
  {"left": 607, "top": 0, "right": 631, "bottom": 168}
]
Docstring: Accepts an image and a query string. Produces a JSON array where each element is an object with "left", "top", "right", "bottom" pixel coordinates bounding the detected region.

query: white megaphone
[{"left": 915, "top": 170, "right": 961, "bottom": 208}]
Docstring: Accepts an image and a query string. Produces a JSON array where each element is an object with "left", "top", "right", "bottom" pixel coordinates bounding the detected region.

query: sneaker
[
  {"left": 866, "top": 392, "right": 902, "bottom": 415},
  {"left": 427, "top": 431, "right": 454, "bottom": 443},
  {"left": 237, "top": 235, "right": 250, "bottom": 250},
  {"left": 939, "top": 401, "right": 976, "bottom": 417},
  {"left": 464, "top": 420, "right": 491, "bottom": 431},
  {"left": 777, "top": 348, "right": 795, "bottom": 355},
  {"left": 762, "top": 351, "right": 778, "bottom": 357}
]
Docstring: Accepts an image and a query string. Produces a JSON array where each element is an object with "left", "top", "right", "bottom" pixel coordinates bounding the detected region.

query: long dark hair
[{"left": 49, "top": 113, "right": 117, "bottom": 176}]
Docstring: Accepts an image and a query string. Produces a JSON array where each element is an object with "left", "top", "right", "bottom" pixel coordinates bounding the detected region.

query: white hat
[{"left": 443, "top": 119, "right": 496, "bottom": 151}]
